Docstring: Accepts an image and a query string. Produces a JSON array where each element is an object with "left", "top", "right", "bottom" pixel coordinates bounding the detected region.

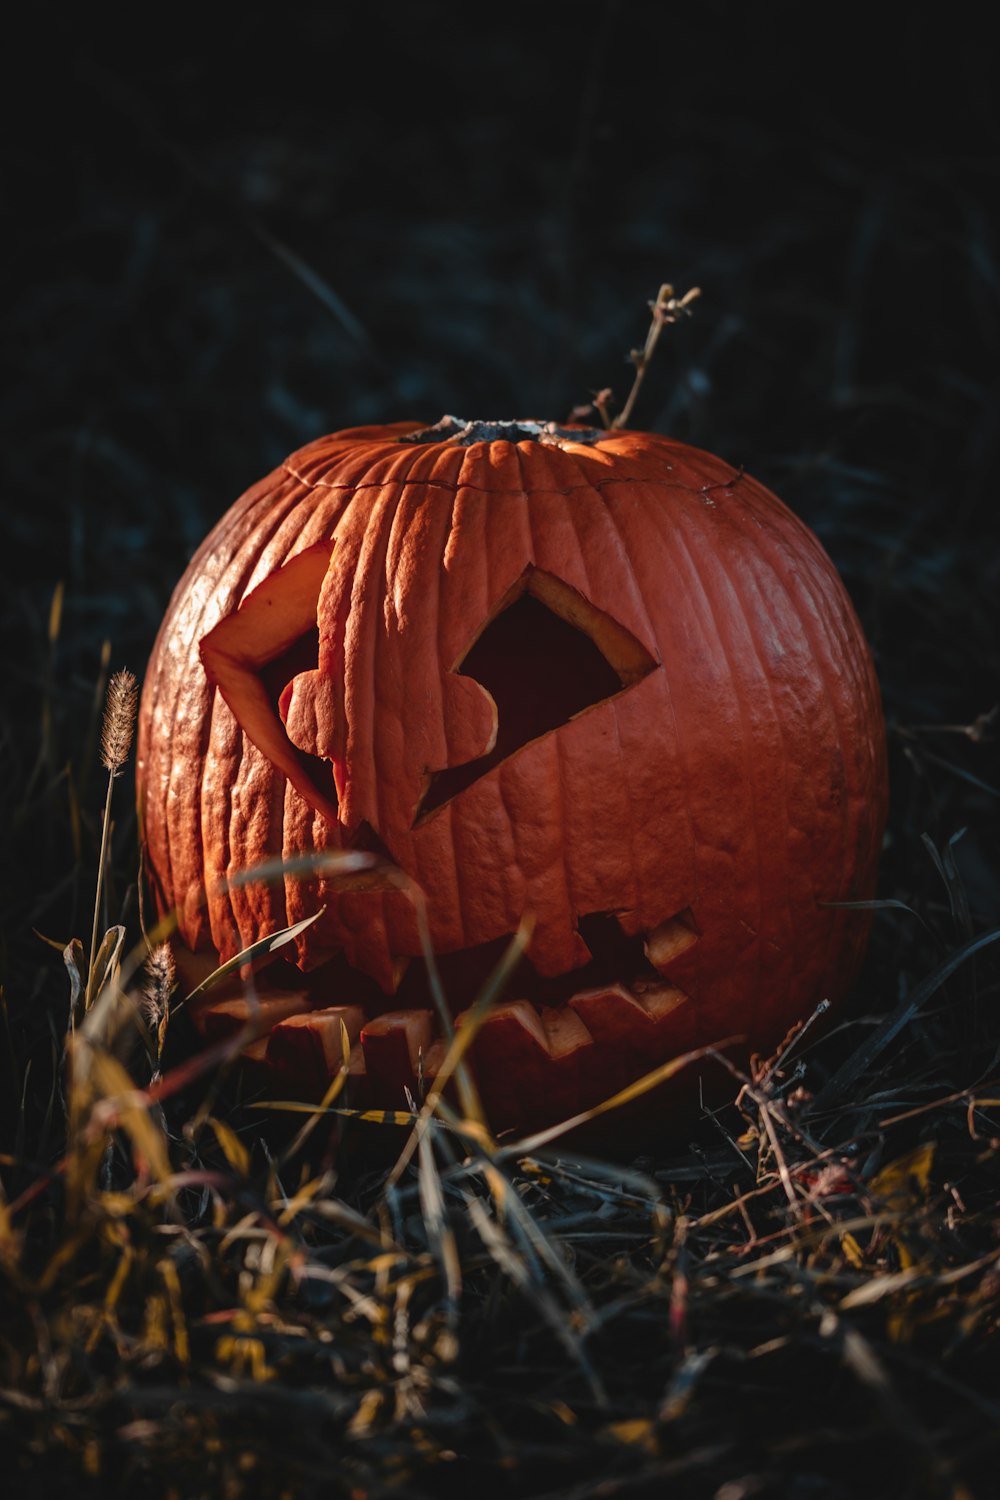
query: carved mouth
[{"left": 185, "top": 906, "right": 702, "bottom": 1133}]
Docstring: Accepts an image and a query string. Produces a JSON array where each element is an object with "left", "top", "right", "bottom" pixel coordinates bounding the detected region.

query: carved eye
[
  {"left": 200, "top": 549, "right": 658, "bottom": 832},
  {"left": 416, "top": 568, "right": 658, "bottom": 820},
  {"left": 199, "top": 542, "right": 341, "bottom": 824}
]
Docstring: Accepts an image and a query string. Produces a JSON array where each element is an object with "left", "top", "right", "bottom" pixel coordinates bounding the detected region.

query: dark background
[{"left": 2, "top": 2, "right": 998, "bottom": 1047}]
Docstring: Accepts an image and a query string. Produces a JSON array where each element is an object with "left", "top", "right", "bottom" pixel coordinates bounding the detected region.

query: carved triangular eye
[
  {"left": 199, "top": 542, "right": 341, "bottom": 823},
  {"left": 417, "top": 569, "right": 658, "bottom": 820}
]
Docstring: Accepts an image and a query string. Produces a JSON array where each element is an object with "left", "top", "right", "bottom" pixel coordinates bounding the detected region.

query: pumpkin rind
[{"left": 137, "top": 421, "right": 887, "bottom": 1130}]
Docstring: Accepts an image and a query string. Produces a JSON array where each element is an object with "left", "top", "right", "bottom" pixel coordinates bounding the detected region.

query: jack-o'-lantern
[{"left": 136, "top": 417, "right": 887, "bottom": 1134}]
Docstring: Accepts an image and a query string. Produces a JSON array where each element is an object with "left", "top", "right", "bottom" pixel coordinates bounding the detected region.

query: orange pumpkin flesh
[{"left": 137, "top": 417, "right": 888, "bottom": 1136}]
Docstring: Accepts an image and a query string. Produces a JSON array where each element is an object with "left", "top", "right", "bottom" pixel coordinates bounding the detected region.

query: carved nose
[
  {"left": 279, "top": 667, "right": 343, "bottom": 819},
  {"left": 279, "top": 653, "right": 496, "bottom": 837}
]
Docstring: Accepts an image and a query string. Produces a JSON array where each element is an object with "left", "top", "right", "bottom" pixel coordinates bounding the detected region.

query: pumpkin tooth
[
  {"left": 643, "top": 909, "right": 700, "bottom": 974},
  {"left": 462, "top": 1000, "right": 608, "bottom": 1133},
  {"left": 420, "top": 1037, "right": 448, "bottom": 1092},
  {"left": 629, "top": 978, "right": 692, "bottom": 1022},
  {"left": 345, "top": 1042, "right": 370, "bottom": 1111},
  {"left": 568, "top": 980, "right": 692, "bottom": 1056},
  {"left": 266, "top": 1004, "right": 366, "bottom": 1097},
  {"left": 463, "top": 999, "right": 548, "bottom": 1051},
  {"left": 538, "top": 1004, "right": 594, "bottom": 1057},
  {"left": 360, "top": 1009, "right": 435, "bottom": 1105},
  {"left": 456, "top": 998, "right": 599, "bottom": 1061},
  {"left": 193, "top": 989, "right": 310, "bottom": 1042},
  {"left": 241, "top": 1036, "right": 270, "bottom": 1065}
]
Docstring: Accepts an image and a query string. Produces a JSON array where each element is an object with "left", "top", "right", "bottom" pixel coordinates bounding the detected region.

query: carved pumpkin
[{"left": 137, "top": 417, "right": 887, "bottom": 1133}]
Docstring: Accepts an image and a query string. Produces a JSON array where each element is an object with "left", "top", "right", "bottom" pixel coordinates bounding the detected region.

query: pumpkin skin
[{"left": 137, "top": 418, "right": 888, "bottom": 1133}]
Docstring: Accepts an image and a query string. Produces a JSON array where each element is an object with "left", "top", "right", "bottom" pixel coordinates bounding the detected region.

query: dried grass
[{"left": 2, "top": 755, "right": 998, "bottom": 1498}]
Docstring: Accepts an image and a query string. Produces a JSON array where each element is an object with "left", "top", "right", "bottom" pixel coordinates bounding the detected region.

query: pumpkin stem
[
  {"left": 568, "top": 282, "right": 701, "bottom": 432},
  {"left": 613, "top": 282, "right": 701, "bottom": 430},
  {"left": 399, "top": 416, "right": 604, "bottom": 446}
]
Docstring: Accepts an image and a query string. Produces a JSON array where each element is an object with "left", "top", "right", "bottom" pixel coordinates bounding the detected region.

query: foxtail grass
[{"left": 83, "top": 669, "right": 137, "bottom": 1017}]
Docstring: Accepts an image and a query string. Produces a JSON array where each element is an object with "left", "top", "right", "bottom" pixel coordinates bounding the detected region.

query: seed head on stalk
[{"left": 84, "top": 669, "right": 138, "bottom": 1015}]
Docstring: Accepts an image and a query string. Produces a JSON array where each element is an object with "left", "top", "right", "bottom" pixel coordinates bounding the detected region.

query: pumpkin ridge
[
  {"left": 164, "top": 475, "right": 314, "bottom": 949},
  {"left": 736, "top": 534, "right": 851, "bottom": 996},
  {"left": 670, "top": 515, "right": 768, "bottom": 1036},
  {"left": 587, "top": 468, "right": 671, "bottom": 930},
  {"left": 733, "top": 494, "right": 866, "bottom": 998},
  {"left": 744, "top": 513, "right": 885, "bottom": 1002},
  {"left": 713, "top": 534, "right": 800, "bottom": 1036},
  {"left": 586, "top": 480, "right": 661, "bottom": 653},
  {"left": 140, "top": 472, "right": 290, "bottom": 931},
  {"left": 601, "top": 492, "right": 697, "bottom": 937},
  {"left": 478, "top": 474, "right": 535, "bottom": 948},
  {"left": 641, "top": 486, "right": 749, "bottom": 1026},
  {"left": 524, "top": 448, "right": 644, "bottom": 946},
  {"left": 632, "top": 485, "right": 715, "bottom": 1011},
  {"left": 520, "top": 446, "right": 582, "bottom": 975},
  {"left": 204, "top": 682, "right": 240, "bottom": 959},
  {"left": 341, "top": 487, "right": 402, "bottom": 836},
  {"left": 381, "top": 478, "right": 458, "bottom": 861},
  {"left": 582, "top": 496, "right": 660, "bottom": 946}
]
